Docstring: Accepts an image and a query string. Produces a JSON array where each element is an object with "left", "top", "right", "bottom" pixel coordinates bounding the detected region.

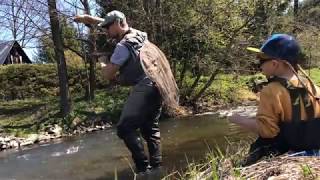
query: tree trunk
[
  {"left": 293, "top": 0, "right": 299, "bottom": 34},
  {"left": 186, "top": 71, "right": 201, "bottom": 98},
  {"left": 293, "top": 0, "right": 299, "bottom": 17},
  {"left": 48, "top": 0, "right": 70, "bottom": 117},
  {"left": 172, "top": 58, "right": 177, "bottom": 78},
  {"left": 190, "top": 15, "right": 253, "bottom": 103},
  {"left": 88, "top": 31, "right": 96, "bottom": 101},
  {"left": 191, "top": 69, "right": 219, "bottom": 102},
  {"left": 178, "top": 47, "right": 191, "bottom": 88},
  {"left": 11, "top": 0, "right": 17, "bottom": 40},
  {"left": 178, "top": 58, "right": 188, "bottom": 88},
  {"left": 82, "top": 0, "right": 96, "bottom": 101}
]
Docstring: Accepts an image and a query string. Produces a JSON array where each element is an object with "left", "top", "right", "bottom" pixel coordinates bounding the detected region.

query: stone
[{"left": 26, "top": 134, "right": 39, "bottom": 143}]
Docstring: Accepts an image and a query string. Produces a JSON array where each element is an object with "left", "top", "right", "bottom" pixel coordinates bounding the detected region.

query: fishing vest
[
  {"left": 268, "top": 77, "right": 320, "bottom": 151},
  {"left": 118, "top": 29, "right": 147, "bottom": 86}
]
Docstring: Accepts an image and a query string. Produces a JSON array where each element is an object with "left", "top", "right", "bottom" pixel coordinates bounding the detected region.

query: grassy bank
[
  {"left": 0, "top": 87, "right": 129, "bottom": 136},
  {"left": 163, "top": 140, "right": 251, "bottom": 179},
  {"left": 1, "top": 67, "right": 319, "bottom": 138},
  {"left": 0, "top": 72, "right": 256, "bottom": 137},
  {"left": 165, "top": 140, "right": 320, "bottom": 180}
]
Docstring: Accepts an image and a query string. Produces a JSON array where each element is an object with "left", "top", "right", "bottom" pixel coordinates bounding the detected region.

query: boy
[{"left": 230, "top": 34, "right": 320, "bottom": 165}]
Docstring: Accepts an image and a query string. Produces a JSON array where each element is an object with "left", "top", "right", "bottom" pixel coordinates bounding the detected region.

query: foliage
[
  {"left": 180, "top": 73, "right": 257, "bottom": 106},
  {"left": 163, "top": 140, "right": 251, "bottom": 179},
  {"left": 96, "top": 0, "right": 292, "bottom": 103},
  {"left": 0, "top": 64, "right": 106, "bottom": 100},
  {"left": 300, "top": 164, "right": 315, "bottom": 178},
  {"left": 308, "top": 68, "right": 320, "bottom": 86},
  {"left": 36, "top": 16, "right": 82, "bottom": 64}
]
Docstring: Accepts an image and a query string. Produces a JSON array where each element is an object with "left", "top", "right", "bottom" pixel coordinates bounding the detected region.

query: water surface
[{"left": 0, "top": 114, "right": 251, "bottom": 180}]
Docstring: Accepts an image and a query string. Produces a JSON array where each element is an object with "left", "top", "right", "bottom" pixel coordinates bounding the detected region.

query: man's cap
[
  {"left": 98, "top": 10, "right": 126, "bottom": 27},
  {"left": 247, "top": 34, "right": 301, "bottom": 65}
]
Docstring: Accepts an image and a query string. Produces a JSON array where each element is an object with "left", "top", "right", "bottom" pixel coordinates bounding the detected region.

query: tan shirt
[{"left": 257, "top": 79, "right": 320, "bottom": 138}]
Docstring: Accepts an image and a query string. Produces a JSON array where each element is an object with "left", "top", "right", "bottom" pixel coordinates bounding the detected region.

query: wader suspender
[
  {"left": 271, "top": 77, "right": 314, "bottom": 122},
  {"left": 270, "top": 77, "right": 320, "bottom": 151},
  {"left": 118, "top": 30, "right": 146, "bottom": 85},
  {"left": 244, "top": 77, "right": 318, "bottom": 165}
]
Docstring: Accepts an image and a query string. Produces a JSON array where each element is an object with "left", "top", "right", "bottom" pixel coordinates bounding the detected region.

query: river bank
[
  {"left": 185, "top": 153, "right": 320, "bottom": 180},
  {"left": 0, "top": 122, "right": 112, "bottom": 151},
  {"left": 0, "top": 98, "right": 257, "bottom": 152},
  {"left": 0, "top": 81, "right": 258, "bottom": 152}
]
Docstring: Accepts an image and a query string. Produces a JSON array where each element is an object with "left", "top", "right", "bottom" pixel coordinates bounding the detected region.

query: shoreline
[
  {"left": 0, "top": 122, "right": 112, "bottom": 152},
  {"left": 0, "top": 102, "right": 258, "bottom": 152}
]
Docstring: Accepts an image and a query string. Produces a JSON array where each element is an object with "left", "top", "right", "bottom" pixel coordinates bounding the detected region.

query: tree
[
  {"left": 47, "top": 0, "right": 70, "bottom": 117},
  {"left": 58, "top": 0, "right": 104, "bottom": 101},
  {"left": 0, "top": 0, "right": 49, "bottom": 57},
  {"left": 294, "top": 0, "right": 299, "bottom": 17},
  {"left": 37, "top": 16, "right": 81, "bottom": 63},
  {"left": 80, "top": 0, "right": 97, "bottom": 101}
]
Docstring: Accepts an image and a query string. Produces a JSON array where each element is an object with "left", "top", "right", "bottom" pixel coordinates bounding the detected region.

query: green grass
[
  {"left": 163, "top": 140, "right": 252, "bottom": 180},
  {"left": 308, "top": 68, "right": 320, "bottom": 86},
  {"left": 0, "top": 87, "right": 128, "bottom": 136},
  {"left": 300, "top": 164, "right": 315, "bottom": 178}
]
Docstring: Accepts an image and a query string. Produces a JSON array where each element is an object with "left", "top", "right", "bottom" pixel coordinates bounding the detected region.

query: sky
[{"left": 0, "top": 0, "right": 99, "bottom": 62}]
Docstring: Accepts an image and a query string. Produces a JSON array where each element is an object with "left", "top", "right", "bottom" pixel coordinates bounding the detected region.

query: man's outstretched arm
[{"left": 74, "top": 14, "right": 104, "bottom": 25}]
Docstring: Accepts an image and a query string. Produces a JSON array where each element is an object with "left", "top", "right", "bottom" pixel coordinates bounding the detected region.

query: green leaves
[{"left": 0, "top": 64, "right": 107, "bottom": 100}]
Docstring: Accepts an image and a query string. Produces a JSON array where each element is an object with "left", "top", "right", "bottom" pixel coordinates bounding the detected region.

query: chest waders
[
  {"left": 116, "top": 30, "right": 163, "bottom": 173},
  {"left": 243, "top": 77, "right": 320, "bottom": 166},
  {"left": 273, "top": 77, "right": 320, "bottom": 151}
]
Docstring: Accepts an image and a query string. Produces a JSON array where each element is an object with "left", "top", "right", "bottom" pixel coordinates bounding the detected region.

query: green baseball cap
[{"left": 98, "top": 10, "right": 126, "bottom": 27}]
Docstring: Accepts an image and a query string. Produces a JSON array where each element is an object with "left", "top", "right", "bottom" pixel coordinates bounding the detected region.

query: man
[
  {"left": 230, "top": 34, "right": 320, "bottom": 165},
  {"left": 74, "top": 10, "right": 179, "bottom": 174}
]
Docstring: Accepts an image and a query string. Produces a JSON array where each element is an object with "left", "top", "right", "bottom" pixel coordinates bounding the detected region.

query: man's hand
[
  {"left": 100, "top": 62, "right": 107, "bottom": 67},
  {"left": 97, "top": 56, "right": 108, "bottom": 67},
  {"left": 100, "top": 63, "right": 120, "bottom": 81}
]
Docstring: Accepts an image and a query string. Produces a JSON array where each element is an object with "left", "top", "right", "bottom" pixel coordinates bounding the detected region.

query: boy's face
[{"left": 257, "top": 54, "right": 279, "bottom": 76}]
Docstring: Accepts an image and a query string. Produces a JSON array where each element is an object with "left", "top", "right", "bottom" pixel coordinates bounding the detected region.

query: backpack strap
[{"left": 268, "top": 77, "right": 314, "bottom": 122}]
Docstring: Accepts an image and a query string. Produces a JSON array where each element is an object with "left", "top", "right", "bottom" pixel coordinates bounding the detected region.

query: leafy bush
[{"left": 0, "top": 64, "right": 106, "bottom": 100}]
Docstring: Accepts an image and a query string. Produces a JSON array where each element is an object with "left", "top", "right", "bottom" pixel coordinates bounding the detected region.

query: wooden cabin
[{"left": 0, "top": 40, "right": 32, "bottom": 65}]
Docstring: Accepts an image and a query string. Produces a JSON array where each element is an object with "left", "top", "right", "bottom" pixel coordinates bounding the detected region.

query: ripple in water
[
  {"left": 51, "top": 146, "right": 80, "bottom": 157},
  {"left": 17, "top": 154, "right": 31, "bottom": 160}
]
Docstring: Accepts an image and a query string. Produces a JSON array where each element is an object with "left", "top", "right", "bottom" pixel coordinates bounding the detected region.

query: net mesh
[{"left": 140, "top": 42, "right": 186, "bottom": 116}]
